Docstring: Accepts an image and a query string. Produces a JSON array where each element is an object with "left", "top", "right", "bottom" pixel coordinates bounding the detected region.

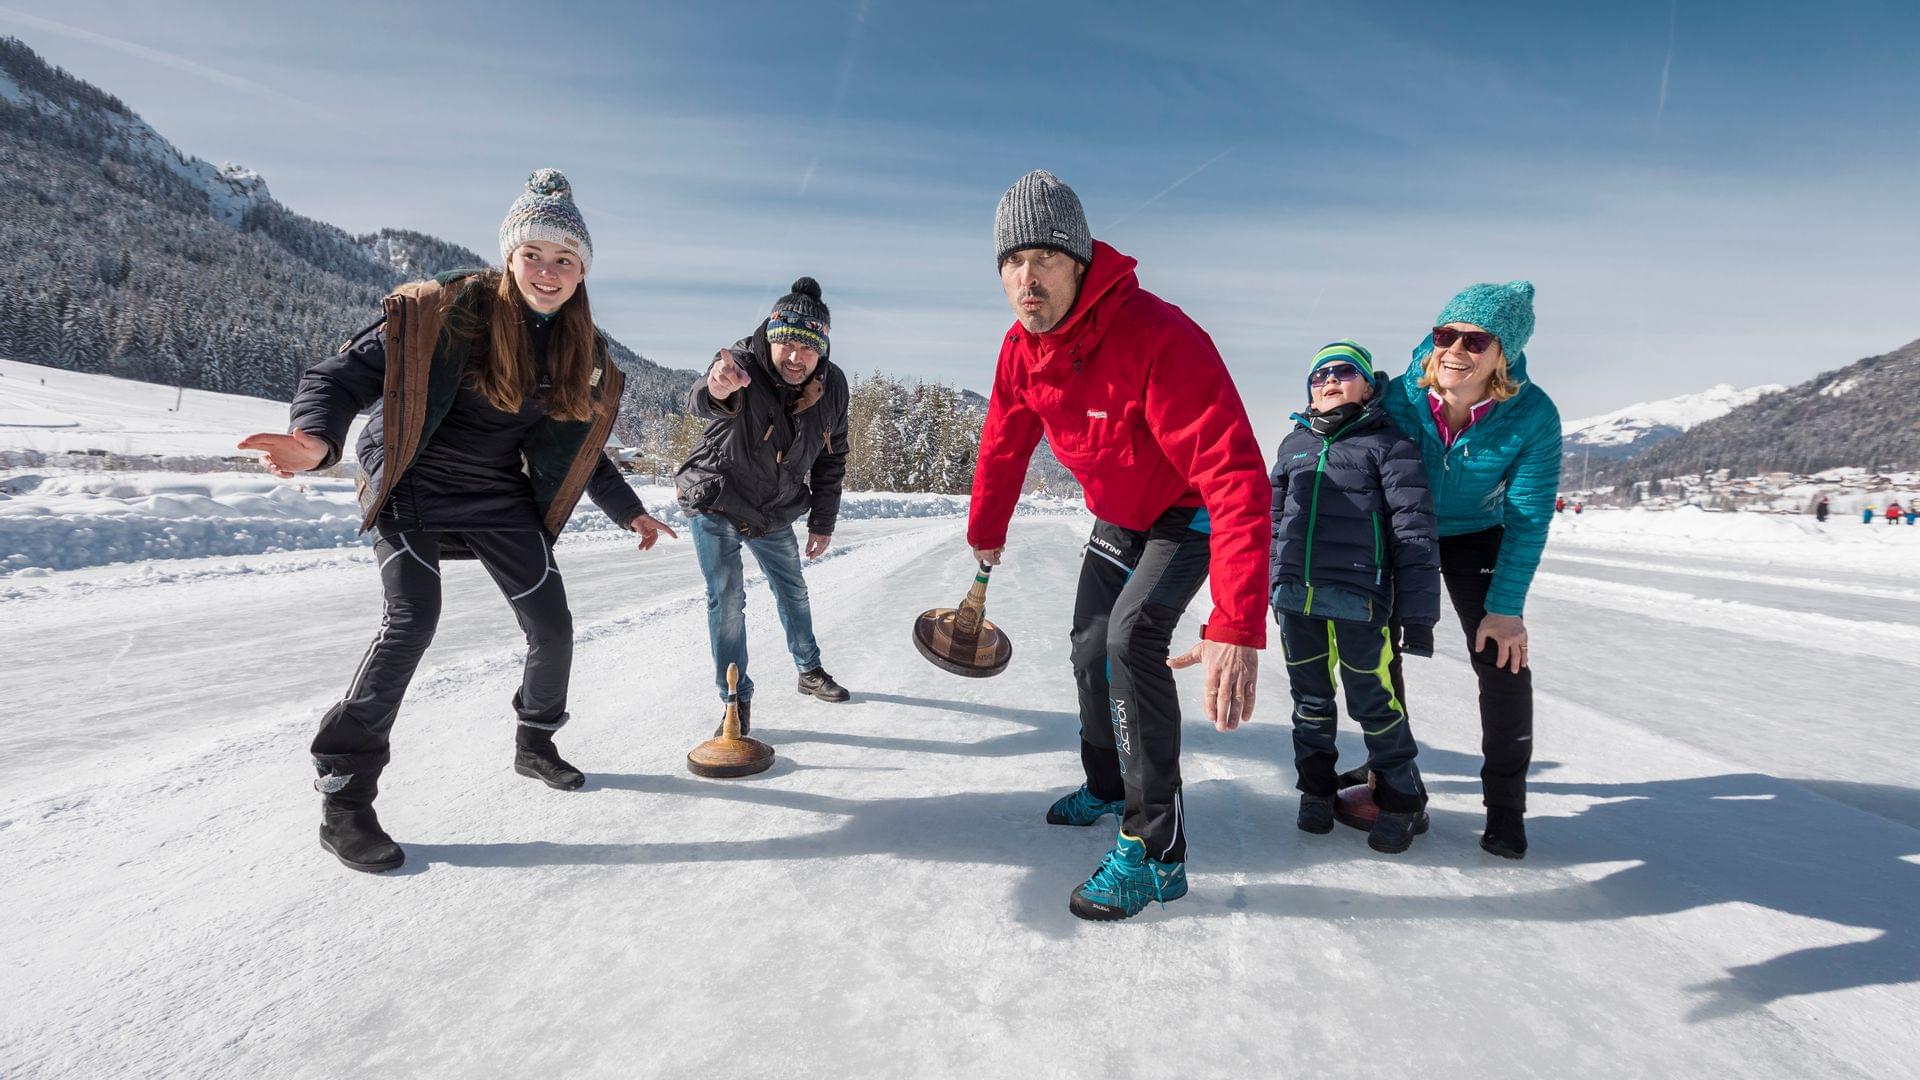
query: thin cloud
[
  {"left": 1657, "top": 0, "right": 1677, "bottom": 120},
  {"left": 797, "top": 0, "right": 873, "bottom": 198},
  {"left": 0, "top": 6, "right": 347, "bottom": 126},
  {"left": 1102, "top": 144, "right": 1238, "bottom": 231}
]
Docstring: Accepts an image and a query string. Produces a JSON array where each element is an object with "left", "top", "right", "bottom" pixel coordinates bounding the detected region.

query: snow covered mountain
[
  {"left": 0, "top": 51, "right": 273, "bottom": 227},
  {"left": 0, "top": 36, "right": 697, "bottom": 413},
  {"left": 1622, "top": 337, "right": 1920, "bottom": 482},
  {"left": 1562, "top": 384, "right": 1785, "bottom": 459}
]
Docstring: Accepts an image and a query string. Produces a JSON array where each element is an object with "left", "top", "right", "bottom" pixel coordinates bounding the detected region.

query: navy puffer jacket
[{"left": 1269, "top": 400, "right": 1441, "bottom": 627}]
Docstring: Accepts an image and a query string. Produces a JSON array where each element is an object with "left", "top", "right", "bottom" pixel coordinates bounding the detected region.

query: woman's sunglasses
[
  {"left": 1432, "top": 326, "right": 1496, "bottom": 353},
  {"left": 1308, "top": 362, "right": 1365, "bottom": 387}
]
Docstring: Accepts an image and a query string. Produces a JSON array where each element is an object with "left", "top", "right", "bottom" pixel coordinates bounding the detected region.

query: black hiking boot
[
  {"left": 713, "top": 699, "right": 752, "bottom": 738},
  {"left": 1481, "top": 807, "right": 1528, "bottom": 859},
  {"left": 1368, "top": 808, "right": 1430, "bottom": 854},
  {"left": 316, "top": 770, "right": 404, "bottom": 873},
  {"left": 1297, "top": 793, "right": 1336, "bottom": 834},
  {"left": 514, "top": 725, "right": 585, "bottom": 791},
  {"left": 797, "top": 667, "right": 850, "bottom": 702}
]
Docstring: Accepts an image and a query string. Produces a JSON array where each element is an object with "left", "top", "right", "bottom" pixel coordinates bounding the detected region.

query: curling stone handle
[
  {"left": 954, "top": 564, "right": 992, "bottom": 637},
  {"left": 723, "top": 663, "right": 742, "bottom": 740}
]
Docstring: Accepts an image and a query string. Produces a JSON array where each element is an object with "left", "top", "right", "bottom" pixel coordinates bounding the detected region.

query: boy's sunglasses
[
  {"left": 1308, "top": 363, "right": 1365, "bottom": 387},
  {"left": 1432, "top": 326, "right": 1496, "bottom": 353}
]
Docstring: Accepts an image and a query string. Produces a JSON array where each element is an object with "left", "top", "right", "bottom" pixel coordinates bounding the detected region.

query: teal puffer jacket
[{"left": 1380, "top": 340, "right": 1562, "bottom": 617}]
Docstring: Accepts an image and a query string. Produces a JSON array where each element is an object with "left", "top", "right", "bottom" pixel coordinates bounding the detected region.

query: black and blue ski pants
[
  {"left": 1069, "top": 506, "right": 1212, "bottom": 865},
  {"left": 1280, "top": 613, "right": 1426, "bottom": 812}
]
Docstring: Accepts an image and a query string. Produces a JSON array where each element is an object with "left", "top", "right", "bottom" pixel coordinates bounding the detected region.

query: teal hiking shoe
[
  {"left": 1068, "top": 833, "right": 1188, "bottom": 921},
  {"left": 1045, "top": 783, "right": 1125, "bottom": 827}
]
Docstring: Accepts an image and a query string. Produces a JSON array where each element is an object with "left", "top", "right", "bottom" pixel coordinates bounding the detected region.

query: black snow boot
[
  {"left": 1297, "top": 793, "right": 1335, "bottom": 834},
  {"left": 1368, "top": 808, "right": 1431, "bottom": 854},
  {"left": 713, "top": 699, "right": 752, "bottom": 738},
  {"left": 514, "top": 725, "right": 586, "bottom": 791},
  {"left": 1368, "top": 780, "right": 1430, "bottom": 854},
  {"left": 797, "top": 667, "right": 850, "bottom": 702},
  {"left": 317, "top": 770, "right": 405, "bottom": 873},
  {"left": 1481, "top": 807, "right": 1528, "bottom": 860}
]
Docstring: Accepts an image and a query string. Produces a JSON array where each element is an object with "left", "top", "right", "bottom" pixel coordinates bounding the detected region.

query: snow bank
[
  {"left": 0, "top": 357, "right": 367, "bottom": 460},
  {"left": 0, "top": 473, "right": 1080, "bottom": 574},
  {"left": 1551, "top": 505, "right": 1920, "bottom": 573}
]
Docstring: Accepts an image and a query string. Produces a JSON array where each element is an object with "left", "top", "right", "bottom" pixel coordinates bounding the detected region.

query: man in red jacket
[{"left": 969, "top": 170, "right": 1270, "bottom": 920}]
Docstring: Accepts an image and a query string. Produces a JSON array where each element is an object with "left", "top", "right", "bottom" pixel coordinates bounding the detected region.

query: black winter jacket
[
  {"left": 1269, "top": 400, "right": 1441, "bottom": 627},
  {"left": 288, "top": 275, "right": 644, "bottom": 538},
  {"left": 674, "top": 323, "right": 850, "bottom": 536}
]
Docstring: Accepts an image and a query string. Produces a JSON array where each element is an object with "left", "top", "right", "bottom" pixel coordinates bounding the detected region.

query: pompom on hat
[
  {"left": 765, "top": 277, "right": 831, "bottom": 357},
  {"left": 499, "top": 168, "right": 593, "bottom": 275}
]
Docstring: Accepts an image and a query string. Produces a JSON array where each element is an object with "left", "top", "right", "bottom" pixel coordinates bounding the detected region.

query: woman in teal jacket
[{"left": 1379, "top": 281, "right": 1561, "bottom": 860}]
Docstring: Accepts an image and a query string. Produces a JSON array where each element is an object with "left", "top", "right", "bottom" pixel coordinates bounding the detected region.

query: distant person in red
[
  {"left": 969, "top": 170, "right": 1269, "bottom": 921},
  {"left": 1888, "top": 502, "right": 1904, "bottom": 525},
  {"left": 1573, "top": 500, "right": 1584, "bottom": 515},
  {"left": 1555, "top": 496, "right": 1565, "bottom": 514}
]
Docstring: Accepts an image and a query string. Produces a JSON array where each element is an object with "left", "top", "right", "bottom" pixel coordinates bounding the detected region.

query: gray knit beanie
[
  {"left": 994, "top": 170, "right": 1092, "bottom": 267},
  {"left": 499, "top": 168, "right": 593, "bottom": 275}
]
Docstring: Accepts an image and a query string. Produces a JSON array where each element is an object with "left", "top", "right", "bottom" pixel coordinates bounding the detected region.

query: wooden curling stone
[{"left": 688, "top": 663, "right": 774, "bottom": 779}]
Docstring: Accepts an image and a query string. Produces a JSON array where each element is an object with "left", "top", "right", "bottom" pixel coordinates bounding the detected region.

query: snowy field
[
  {"left": 4, "top": 500, "right": 1919, "bottom": 1078},
  {"left": 5, "top": 358, "right": 1920, "bottom": 1077}
]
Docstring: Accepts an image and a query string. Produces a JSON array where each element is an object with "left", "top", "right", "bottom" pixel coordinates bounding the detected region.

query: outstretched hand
[
  {"left": 1168, "top": 639, "right": 1259, "bottom": 731},
  {"left": 237, "top": 428, "right": 327, "bottom": 478},
  {"left": 707, "top": 352, "right": 752, "bottom": 400},
  {"left": 630, "top": 513, "right": 678, "bottom": 552}
]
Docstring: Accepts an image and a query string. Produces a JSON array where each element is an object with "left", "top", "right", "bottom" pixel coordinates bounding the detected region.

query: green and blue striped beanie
[{"left": 1308, "top": 340, "right": 1378, "bottom": 393}]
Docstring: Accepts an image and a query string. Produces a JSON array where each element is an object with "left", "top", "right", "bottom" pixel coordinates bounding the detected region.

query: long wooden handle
[{"left": 723, "top": 663, "right": 742, "bottom": 740}]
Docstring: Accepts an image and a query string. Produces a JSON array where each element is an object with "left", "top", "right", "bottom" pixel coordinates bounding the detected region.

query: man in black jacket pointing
[{"left": 677, "top": 277, "right": 853, "bottom": 734}]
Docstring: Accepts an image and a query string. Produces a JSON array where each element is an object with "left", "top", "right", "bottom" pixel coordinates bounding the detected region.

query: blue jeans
[{"left": 688, "top": 513, "right": 822, "bottom": 703}]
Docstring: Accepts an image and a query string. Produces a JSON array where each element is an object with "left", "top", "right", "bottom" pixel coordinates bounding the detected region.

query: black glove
[{"left": 1398, "top": 622, "right": 1434, "bottom": 658}]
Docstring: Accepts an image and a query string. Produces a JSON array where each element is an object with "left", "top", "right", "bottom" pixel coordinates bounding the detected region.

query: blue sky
[{"left": 7, "top": 0, "right": 1919, "bottom": 447}]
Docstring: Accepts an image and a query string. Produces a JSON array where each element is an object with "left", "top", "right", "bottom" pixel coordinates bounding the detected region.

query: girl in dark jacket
[
  {"left": 240, "top": 170, "right": 675, "bottom": 873},
  {"left": 1271, "top": 341, "right": 1441, "bottom": 854}
]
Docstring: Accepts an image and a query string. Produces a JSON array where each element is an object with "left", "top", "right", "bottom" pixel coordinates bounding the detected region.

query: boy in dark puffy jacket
[{"left": 1270, "top": 341, "right": 1442, "bottom": 854}]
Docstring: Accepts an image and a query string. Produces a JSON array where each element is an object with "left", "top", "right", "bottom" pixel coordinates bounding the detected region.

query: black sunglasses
[
  {"left": 1432, "top": 326, "right": 1496, "bottom": 353},
  {"left": 1308, "top": 362, "right": 1365, "bottom": 387}
]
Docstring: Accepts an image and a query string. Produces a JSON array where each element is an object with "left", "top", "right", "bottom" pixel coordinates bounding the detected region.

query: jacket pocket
[
  {"left": 1047, "top": 397, "right": 1142, "bottom": 465},
  {"left": 1371, "top": 510, "right": 1384, "bottom": 580}
]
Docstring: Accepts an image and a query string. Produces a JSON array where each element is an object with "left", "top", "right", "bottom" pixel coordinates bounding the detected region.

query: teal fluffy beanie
[
  {"left": 1435, "top": 281, "right": 1533, "bottom": 353},
  {"left": 1411, "top": 280, "right": 1535, "bottom": 381}
]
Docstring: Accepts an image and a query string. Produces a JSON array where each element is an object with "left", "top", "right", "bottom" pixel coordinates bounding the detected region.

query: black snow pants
[
  {"left": 1069, "top": 506, "right": 1212, "bottom": 865},
  {"left": 1436, "top": 526, "right": 1533, "bottom": 811},
  {"left": 311, "top": 523, "right": 574, "bottom": 784}
]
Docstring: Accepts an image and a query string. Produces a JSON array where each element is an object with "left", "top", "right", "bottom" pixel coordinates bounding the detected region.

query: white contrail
[
  {"left": 1657, "top": 0, "right": 1677, "bottom": 120},
  {"left": 0, "top": 6, "right": 347, "bottom": 125},
  {"left": 1102, "top": 143, "right": 1238, "bottom": 231},
  {"left": 798, "top": 0, "right": 873, "bottom": 198}
]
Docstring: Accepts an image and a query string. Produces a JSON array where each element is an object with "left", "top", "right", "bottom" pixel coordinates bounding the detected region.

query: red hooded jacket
[{"left": 968, "top": 241, "right": 1269, "bottom": 648}]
